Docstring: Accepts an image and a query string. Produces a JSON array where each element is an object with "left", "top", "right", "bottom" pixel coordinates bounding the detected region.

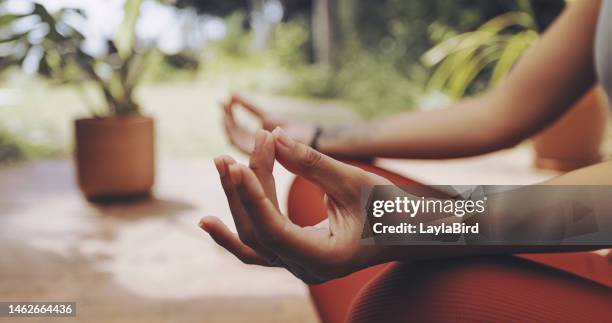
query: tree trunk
[
  {"left": 311, "top": 0, "right": 338, "bottom": 67},
  {"left": 250, "top": 0, "right": 272, "bottom": 52}
]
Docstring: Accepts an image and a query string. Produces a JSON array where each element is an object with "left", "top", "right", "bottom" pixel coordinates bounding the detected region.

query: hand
[
  {"left": 200, "top": 127, "right": 392, "bottom": 284},
  {"left": 221, "top": 94, "right": 317, "bottom": 154}
]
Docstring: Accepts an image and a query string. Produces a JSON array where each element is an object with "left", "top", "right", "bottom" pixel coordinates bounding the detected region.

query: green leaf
[
  {"left": 479, "top": 11, "right": 536, "bottom": 33},
  {"left": 115, "top": 0, "right": 143, "bottom": 59},
  {"left": 491, "top": 30, "right": 538, "bottom": 84},
  {"left": 0, "top": 31, "right": 30, "bottom": 43},
  {"left": 0, "top": 14, "right": 26, "bottom": 27},
  {"left": 426, "top": 30, "right": 496, "bottom": 89},
  {"left": 421, "top": 33, "right": 470, "bottom": 66},
  {"left": 32, "top": 4, "right": 64, "bottom": 41},
  {"left": 448, "top": 46, "right": 500, "bottom": 98},
  {"left": 427, "top": 43, "right": 479, "bottom": 93},
  {"left": 38, "top": 53, "right": 53, "bottom": 77},
  {"left": 423, "top": 3, "right": 541, "bottom": 99}
]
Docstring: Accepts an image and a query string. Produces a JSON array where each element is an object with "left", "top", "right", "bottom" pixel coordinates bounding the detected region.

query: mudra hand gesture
[
  {"left": 200, "top": 128, "right": 390, "bottom": 284},
  {"left": 221, "top": 94, "right": 317, "bottom": 154}
]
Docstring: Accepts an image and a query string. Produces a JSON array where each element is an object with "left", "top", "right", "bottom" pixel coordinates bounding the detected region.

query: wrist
[
  {"left": 309, "top": 125, "right": 324, "bottom": 150},
  {"left": 351, "top": 244, "right": 395, "bottom": 272}
]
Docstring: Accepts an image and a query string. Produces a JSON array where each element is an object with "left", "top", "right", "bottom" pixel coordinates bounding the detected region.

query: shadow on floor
[{"left": 89, "top": 196, "right": 197, "bottom": 221}]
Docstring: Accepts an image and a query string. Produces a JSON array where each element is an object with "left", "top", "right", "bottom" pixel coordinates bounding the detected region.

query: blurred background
[
  {"left": 0, "top": 0, "right": 609, "bottom": 322},
  {"left": 0, "top": 0, "right": 572, "bottom": 160}
]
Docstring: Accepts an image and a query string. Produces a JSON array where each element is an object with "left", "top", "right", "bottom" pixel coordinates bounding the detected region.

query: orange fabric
[
  {"left": 287, "top": 174, "right": 390, "bottom": 323},
  {"left": 348, "top": 257, "right": 612, "bottom": 323},
  {"left": 518, "top": 252, "right": 612, "bottom": 288},
  {"left": 286, "top": 161, "right": 612, "bottom": 323}
]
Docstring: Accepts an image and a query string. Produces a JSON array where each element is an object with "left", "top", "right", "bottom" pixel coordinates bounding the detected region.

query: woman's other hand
[
  {"left": 200, "top": 128, "right": 391, "bottom": 284},
  {"left": 222, "top": 94, "right": 317, "bottom": 154}
]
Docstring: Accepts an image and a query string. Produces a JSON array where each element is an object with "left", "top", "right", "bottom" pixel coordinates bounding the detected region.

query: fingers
[
  {"left": 221, "top": 102, "right": 234, "bottom": 128},
  {"left": 214, "top": 155, "right": 251, "bottom": 236},
  {"left": 199, "top": 216, "right": 275, "bottom": 266},
  {"left": 214, "top": 156, "right": 316, "bottom": 263},
  {"left": 214, "top": 155, "right": 276, "bottom": 260},
  {"left": 221, "top": 102, "right": 253, "bottom": 154},
  {"left": 230, "top": 164, "right": 331, "bottom": 262},
  {"left": 222, "top": 106, "right": 236, "bottom": 141},
  {"left": 230, "top": 94, "right": 264, "bottom": 117},
  {"left": 271, "top": 127, "right": 365, "bottom": 202},
  {"left": 229, "top": 164, "right": 286, "bottom": 238},
  {"left": 249, "top": 129, "right": 279, "bottom": 208}
]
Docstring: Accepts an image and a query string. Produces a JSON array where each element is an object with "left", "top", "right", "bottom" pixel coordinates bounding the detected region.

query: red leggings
[{"left": 287, "top": 162, "right": 612, "bottom": 323}]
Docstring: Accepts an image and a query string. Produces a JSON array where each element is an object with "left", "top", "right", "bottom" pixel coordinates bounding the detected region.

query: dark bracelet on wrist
[{"left": 309, "top": 125, "right": 324, "bottom": 150}]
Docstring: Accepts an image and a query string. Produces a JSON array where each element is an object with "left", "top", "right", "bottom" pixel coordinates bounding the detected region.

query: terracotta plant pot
[
  {"left": 532, "top": 86, "right": 609, "bottom": 172},
  {"left": 75, "top": 116, "right": 155, "bottom": 201}
]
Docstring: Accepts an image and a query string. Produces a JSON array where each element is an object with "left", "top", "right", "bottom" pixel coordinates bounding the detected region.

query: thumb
[{"left": 272, "top": 127, "right": 364, "bottom": 201}]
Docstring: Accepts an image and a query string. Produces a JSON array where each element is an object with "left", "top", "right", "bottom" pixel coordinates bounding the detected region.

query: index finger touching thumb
[{"left": 272, "top": 127, "right": 364, "bottom": 201}]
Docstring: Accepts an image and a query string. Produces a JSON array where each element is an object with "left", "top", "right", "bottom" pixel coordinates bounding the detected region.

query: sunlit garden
[
  {"left": 1, "top": 0, "right": 610, "bottom": 322},
  {"left": 1, "top": 0, "right": 580, "bottom": 161}
]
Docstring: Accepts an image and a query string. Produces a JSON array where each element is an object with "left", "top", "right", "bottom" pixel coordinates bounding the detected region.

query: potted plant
[
  {"left": 421, "top": 0, "right": 608, "bottom": 171},
  {"left": 0, "top": 0, "right": 161, "bottom": 200}
]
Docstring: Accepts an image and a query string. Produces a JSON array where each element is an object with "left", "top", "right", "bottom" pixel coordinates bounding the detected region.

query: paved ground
[{"left": 0, "top": 158, "right": 317, "bottom": 323}]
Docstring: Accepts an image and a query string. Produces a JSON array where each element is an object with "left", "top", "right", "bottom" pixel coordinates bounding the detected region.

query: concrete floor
[{"left": 0, "top": 158, "right": 318, "bottom": 323}]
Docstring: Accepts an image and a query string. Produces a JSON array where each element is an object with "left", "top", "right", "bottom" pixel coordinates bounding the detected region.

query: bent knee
[
  {"left": 348, "top": 258, "right": 489, "bottom": 323},
  {"left": 348, "top": 256, "right": 612, "bottom": 323}
]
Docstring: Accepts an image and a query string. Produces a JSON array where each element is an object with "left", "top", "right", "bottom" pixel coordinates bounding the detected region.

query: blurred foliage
[
  {"left": 343, "top": 0, "right": 561, "bottom": 63},
  {"left": 0, "top": 0, "right": 195, "bottom": 117},
  {"left": 266, "top": 0, "right": 563, "bottom": 116},
  {"left": 0, "top": 1, "right": 143, "bottom": 116},
  {"left": 272, "top": 18, "right": 310, "bottom": 68},
  {"left": 116, "top": 0, "right": 144, "bottom": 59},
  {"left": 213, "top": 11, "right": 250, "bottom": 57},
  {"left": 0, "top": 0, "right": 566, "bottom": 121},
  {"left": 0, "top": 130, "right": 24, "bottom": 163},
  {"left": 281, "top": 58, "right": 420, "bottom": 118},
  {"left": 422, "top": 0, "right": 541, "bottom": 99},
  {"left": 0, "top": 126, "right": 60, "bottom": 163},
  {"left": 171, "top": 0, "right": 310, "bottom": 20},
  {"left": 273, "top": 19, "right": 419, "bottom": 118},
  {"left": 0, "top": 0, "right": 570, "bottom": 161},
  {"left": 335, "top": 55, "right": 419, "bottom": 117},
  {"left": 164, "top": 53, "right": 200, "bottom": 70},
  {"left": 170, "top": 0, "right": 248, "bottom": 16},
  {"left": 423, "top": 14, "right": 538, "bottom": 98},
  {"left": 0, "top": 4, "right": 86, "bottom": 79}
]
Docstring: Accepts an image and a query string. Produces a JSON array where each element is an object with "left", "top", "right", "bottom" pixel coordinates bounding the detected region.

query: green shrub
[
  {"left": 285, "top": 66, "right": 340, "bottom": 99},
  {"left": 271, "top": 0, "right": 564, "bottom": 116},
  {"left": 279, "top": 53, "right": 419, "bottom": 118},
  {"left": 272, "top": 19, "right": 310, "bottom": 69},
  {"left": 339, "top": 55, "right": 420, "bottom": 118},
  {"left": 0, "top": 130, "right": 24, "bottom": 163},
  {"left": 271, "top": 17, "right": 420, "bottom": 118},
  {"left": 214, "top": 11, "right": 250, "bottom": 57}
]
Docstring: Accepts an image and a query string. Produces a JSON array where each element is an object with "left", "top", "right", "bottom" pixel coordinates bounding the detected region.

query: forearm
[
  {"left": 317, "top": 96, "right": 521, "bottom": 159},
  {"left": 371, "top": 161, "right": 612, "bottom": 264}
]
